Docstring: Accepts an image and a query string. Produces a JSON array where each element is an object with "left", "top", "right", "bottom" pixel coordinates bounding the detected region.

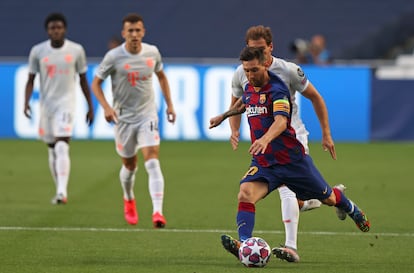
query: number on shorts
[{"left": 242, "top": 166, "right": 258, "bottom": 179}]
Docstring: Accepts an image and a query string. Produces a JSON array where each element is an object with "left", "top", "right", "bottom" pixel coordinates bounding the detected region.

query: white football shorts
[
  {"left": 39, "top": 110, "right": 74, "bottom": 143},
  {"left": 114, "top": 119, "right": 160, "bottom": 158}
]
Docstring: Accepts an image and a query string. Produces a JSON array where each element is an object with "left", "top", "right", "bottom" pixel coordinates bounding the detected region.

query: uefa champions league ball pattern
[{"left": 238, "top": 237, "right": 271, "bottom": 267}]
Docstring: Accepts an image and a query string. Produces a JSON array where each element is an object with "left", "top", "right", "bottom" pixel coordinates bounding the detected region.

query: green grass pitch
[{"left": 0, "top": 140, "right": 413, "bottom": 273}]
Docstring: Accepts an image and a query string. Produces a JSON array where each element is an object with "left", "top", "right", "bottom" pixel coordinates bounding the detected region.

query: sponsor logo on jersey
[{"left": 246, "top": 105, "right": 268, "bottom": 117}]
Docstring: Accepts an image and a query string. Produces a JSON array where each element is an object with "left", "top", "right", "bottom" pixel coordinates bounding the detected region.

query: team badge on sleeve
[
  {"left": 297, "top": 68, "right": 305, "bottom": 77},
  {"left": 273, "top": 96, "right": 290, "bottom": 114}
]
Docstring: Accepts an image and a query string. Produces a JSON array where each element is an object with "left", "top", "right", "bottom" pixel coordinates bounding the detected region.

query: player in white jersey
[
  {"left": 23, "top": 13, "right": 94, "bottom": 205},
  {"left": 211, "top": 25, "right": 336, "bottom": 262},
  {"left": 92, "top": 13, "right": 176, "bottom": 228}
]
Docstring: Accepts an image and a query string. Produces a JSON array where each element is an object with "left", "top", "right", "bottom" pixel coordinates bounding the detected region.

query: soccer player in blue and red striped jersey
[{"left": 210, "top": 47, "right": 370, "bottom": 262}]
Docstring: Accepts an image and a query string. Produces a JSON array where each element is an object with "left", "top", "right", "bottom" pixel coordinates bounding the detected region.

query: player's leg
[
  {"left": 274, "top": 185, "right": 300, "bottom": 262},
  {"left": 53, "top": 110, "right": 75, "bottom": 203},
  {"left": 43, "top": 111, "right": 72, "bottom": 204},
  {"left": 278, "top": 186, "right": 299, "bottom": 250},
  {"left": 295, "top": 134, "right": 322, "bottom": 212},
  {"left": 141, "top": 145, "right": 166, "bottom": 228},
  {"left": 138, "top": 120, "right": 166, "bottom": 228},
  {"left": 54, "top": 137, "right": 71, "bottom": 203},
  {"left": 47, "top": 144, "right": 58, "bottom": 188},
  {"left": 237, "top": 181, "right": 269, "bottom": 240},
  {"left": 39, "top": 114, "right": 59, "bottom": 202},
  {"left": 222, "top": 162, "right": 274, "bottom": 259},
  {"left": 327, "top": 187, "right": 370, "bottom": 232},
  {"left": 291, "top": 155, "right": 370, "bottom": 232},
  {"left": 120, "top": 156, "right": 138, "bottom": 225},
  {"left": 115, "top": 122, "right": 139, "bottom": 225},
  {"left": 299, "top": 199, "right": 322, "bottom": 211},
  {"left": 333, "top": 184, "right": 347, "bottom": 220},
  {"left": 222, "top": 181, "right": 268, "bottom": 259}
]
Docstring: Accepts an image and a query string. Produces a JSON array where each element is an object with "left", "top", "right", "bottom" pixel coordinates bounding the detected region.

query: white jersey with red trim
[
  {"left": 95, "top": 43, "right": 163, "bottom": 124},
  {"left": 232, "top": 56, "right": 310, "bottom": 137},
  {"left": 28, "top": 39, "right": 87, "bottom": 115}
]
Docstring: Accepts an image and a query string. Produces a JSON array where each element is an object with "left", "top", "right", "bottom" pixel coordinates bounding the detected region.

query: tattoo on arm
[{"left": 223, "top": 108, "right": 244, "bottom": 119}]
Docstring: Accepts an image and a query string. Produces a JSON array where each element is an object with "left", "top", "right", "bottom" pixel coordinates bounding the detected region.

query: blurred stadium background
[{"left": 1, "top": 0, "right": 414, "bottom": 141}]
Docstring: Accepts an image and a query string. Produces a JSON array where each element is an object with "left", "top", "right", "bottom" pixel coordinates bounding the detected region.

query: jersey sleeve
[
  {"left": 287, "top": 62, "right": 309, "bottom": 93},
  {"left": 273, "top": 94, "right": 291, "bottom": 118},
  {"left": 231, "top": 65, "right": 245, "bottom": 98},
  {"left": 76, "top": 45, "right": 88, "bottom": 74},
  {"left": 95, "top": 52, "right": 115, "bottom": 80},
  {"left": 153, "top": 46, "right": 163, "bottom": 73},
  {"left": 27, "top": 46, "right": 39, "bottom": 75},
  {"left": 271, "top": 81, "right": 291, "bottom": 118}
]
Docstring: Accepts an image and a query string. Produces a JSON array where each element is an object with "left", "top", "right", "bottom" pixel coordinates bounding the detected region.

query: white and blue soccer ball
[{"left": 238, "top": 237, "right": 271, "bottom": 267}]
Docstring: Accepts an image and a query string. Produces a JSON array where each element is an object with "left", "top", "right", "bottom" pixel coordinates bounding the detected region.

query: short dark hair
[
  {"left": 44, "top": 12, "right": 67, "bottom": 29},
  {"left": 239, "top": 47, "right": 266, "bottom": 64},
  {"left": 245, "top": 25, "right": 273, "bottom": 45},
  {"left": 122, "top": 13, "right": 144, "bottom": 25}
]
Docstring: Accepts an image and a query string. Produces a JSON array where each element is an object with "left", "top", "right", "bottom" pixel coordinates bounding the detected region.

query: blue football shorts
[{"left": 240, "top": 155, "right": 332, "bottom": 200}]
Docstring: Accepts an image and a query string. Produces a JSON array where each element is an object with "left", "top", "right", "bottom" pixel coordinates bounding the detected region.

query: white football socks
[
  {"left": 119, "top": 165, "right": 136, "bottom": 200},
  {"left": 48, "top": 147, "right": 58, "bottom": 187},
  {"left": 54, "top": 141, "right": 70, "bottom": 197},
  {"left": 145, "top": 159, "right": 164, "bottom": 214},
  {"left": 278, "top": 186, "right": 299, "bottom": 250}
]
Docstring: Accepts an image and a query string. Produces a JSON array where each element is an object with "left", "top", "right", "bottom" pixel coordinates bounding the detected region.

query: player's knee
[
  {"left": 321, "top": 193, "right": 336, "bottom": 206},
  {"left": 55, "top": 140, "right": 69, "bottom": 154},
  {"left": 238, "top": 184, "right": 251, "bottom": 202},
  {"left": 122, "top": 156, "right": 137, "bottom": 170},
  {"left": 238, "top": 183, "right": 266, "bottom": 203},
  {"left": 144, "top": 158, "right": 160, "bottom": 170}
]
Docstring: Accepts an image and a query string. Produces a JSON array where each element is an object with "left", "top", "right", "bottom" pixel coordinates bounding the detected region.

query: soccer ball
[{"left": 238, "top": 237, "right": 271, "bottom": 267}]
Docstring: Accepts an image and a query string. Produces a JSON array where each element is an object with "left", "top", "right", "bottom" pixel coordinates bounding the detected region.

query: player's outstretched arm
[
  {"left": 209, "top": 97, "right": 245, "bottom": 129},
  {"left": 302, "top": 82, "right": 336, "bottom": 160}
]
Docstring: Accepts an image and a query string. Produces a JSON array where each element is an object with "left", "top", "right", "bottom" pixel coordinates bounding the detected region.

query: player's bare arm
[
  {"left": 249, "top": 115, "right": 287, "bottom": 155},
  {"left": 23, "top": 74, "right": 36, "bottom": 118},
  {"left": 209, "top": 97, "right": 245, "bottom": 129},
  {"left": 302, "top": 83, "right": 336, "bottom": 160},
  {"left": 91, "top": 77, "right": 118, "bottom": 123},
  {"left": 155, "top": 70, "right": 176, "bottom": 123},
  {"left": 228, "top": 96, "right": 243, "bottom": 150},
  {"left": 79, "top": 73, "right": 94, "bottom": 125}
]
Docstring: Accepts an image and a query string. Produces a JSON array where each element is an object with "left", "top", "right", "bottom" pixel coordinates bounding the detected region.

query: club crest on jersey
[
  {"left": 146, "top": 58, "right": 154, "bottom": 68},
  {"left": 259, "top": 94, "right": 266, "bottom": 104}
]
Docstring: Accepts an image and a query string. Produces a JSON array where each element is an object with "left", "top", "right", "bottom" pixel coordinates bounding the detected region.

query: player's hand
[
  {"left": 23, "top": 104, "right": 31, "bottom": 119},
  {"left": 249, "top": 138, "right": 269, "bottom": 155},
  {"left": 322, "top": 135, "right": 336, "bottom": 160},
  {"left": 166, "top": 107, "right": 176, "bottom": 124},
  {"left": 86, "top": 108, "right": 94, "bottom": 126},
  {"left": 104, "top": 107, "right": 118, "bottom": 124},
  {"left": 209, "top": 114, "right": 224, "bottom": 129},
  {"left": 230, "top": 131, "right": 240, "bottom": 150}
]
